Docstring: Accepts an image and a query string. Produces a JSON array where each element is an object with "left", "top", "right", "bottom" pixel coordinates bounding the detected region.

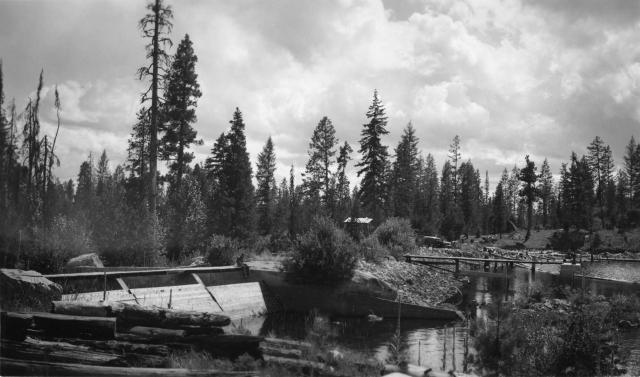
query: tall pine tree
[
  {"left": 356, "top": 90, "right": 389, "bottom": 222},
  {"left": 256, "top": 137, "right": 277, "bottom": 235},
  {"left": 161, "top": 34, "right": 202, "bottom": 189}
]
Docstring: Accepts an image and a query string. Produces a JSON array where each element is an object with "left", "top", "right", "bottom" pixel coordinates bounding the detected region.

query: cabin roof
[{"left": 343, "top": 217, "right": 373, "bottom": 224}]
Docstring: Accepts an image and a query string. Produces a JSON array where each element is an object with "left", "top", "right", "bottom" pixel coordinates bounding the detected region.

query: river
[{"left": 250, "top": 261, "right": 640, "bottom": 375}]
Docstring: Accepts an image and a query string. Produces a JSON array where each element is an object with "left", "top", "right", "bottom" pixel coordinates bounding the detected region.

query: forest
[{"left": 1, "top": 0, "right": 639, "bottom": 274}]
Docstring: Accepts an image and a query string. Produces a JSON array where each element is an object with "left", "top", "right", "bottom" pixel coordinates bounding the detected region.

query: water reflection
[{"left": 243, "top": 262, "right": 640, "bottom": 374}]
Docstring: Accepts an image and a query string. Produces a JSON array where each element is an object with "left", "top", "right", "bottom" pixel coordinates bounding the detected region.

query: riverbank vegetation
[
  {"left": 471, "top": 289, "right": 640, "bottom": 376},
  {"left": 2, "top": 0, "right": 640, "bottom": 275}
]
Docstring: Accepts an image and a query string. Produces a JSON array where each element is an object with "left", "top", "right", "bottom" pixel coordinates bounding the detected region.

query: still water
[{"left": 243, "top": 262, "right": 640, "bottom": 374}]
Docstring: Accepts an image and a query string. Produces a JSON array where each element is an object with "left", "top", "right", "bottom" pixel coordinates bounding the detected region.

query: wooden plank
[
  {"left": 111, "top": 302, "right": 230, "bottom": 329},
  {"left": 131, "top": 284, "right": 219, "bottom": 312},
  {"left": 405, "top": 254, "right": 564, "bottom": 264},
  {"left": 1, "top": 339, "right": 125, "bottom": 366},
  {"left": 193, "top": 273, "right": 224, "bottom": 311},
  {"left": 45, "top": 266, "right": 244, "bottom": 281},
  {"left": 0, "top": 357, "right": 258, "bottom": 376},
  {"left": 207, "top": 282, "right": 266, "bottom": 319},
  {"left": 62, "top": 289, "right": 137, "bottom": 303}
]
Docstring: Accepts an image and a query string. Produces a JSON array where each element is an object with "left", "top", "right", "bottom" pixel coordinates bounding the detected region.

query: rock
[
  {"left": 65, "top": 253, "right": 104, "bottom": 271},
  {"left": 0, "top": 269, "right": 62, "bottom": 311},
  {"left": 188, "top": 256, "right": 207, "bottom": 267}
]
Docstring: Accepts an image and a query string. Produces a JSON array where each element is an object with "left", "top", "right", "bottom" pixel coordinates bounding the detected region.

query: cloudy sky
[{"left": 1, "top": 0, "right": 639, "bottom": 187}]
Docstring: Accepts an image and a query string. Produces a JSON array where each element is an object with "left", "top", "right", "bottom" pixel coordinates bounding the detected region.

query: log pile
[
  {"left": 0, "top": 301, "right": 268, "bottom": 375},
  {"left": 1, "top": 300, "right": 343, "bottom": 376}
]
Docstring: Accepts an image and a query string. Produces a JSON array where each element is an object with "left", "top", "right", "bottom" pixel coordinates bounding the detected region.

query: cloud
[{"left": 1, "top": 0, "right": 639, "bottom": 188}]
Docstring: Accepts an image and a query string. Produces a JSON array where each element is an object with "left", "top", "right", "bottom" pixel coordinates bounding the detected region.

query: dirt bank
[{"left": 357, "top": 260, "right": 463, "bottom": 307}]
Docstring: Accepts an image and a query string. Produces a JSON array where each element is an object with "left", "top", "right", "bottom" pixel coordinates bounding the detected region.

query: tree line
[{"left": 1, "top": 0, "right": 640, "bottom": 271}]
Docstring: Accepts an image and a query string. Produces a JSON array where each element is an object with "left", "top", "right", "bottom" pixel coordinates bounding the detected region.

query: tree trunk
[
  {"left": 52, "top": 301, "right": 111, "bottom": 317},
  {"left": 149, "top": 0, "right": 159, "bottom": 219}
]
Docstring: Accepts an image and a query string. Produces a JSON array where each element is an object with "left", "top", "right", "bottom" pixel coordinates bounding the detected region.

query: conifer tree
[
  {"left": 448, "top": 135, "right": 461, "bottom": 201},
  {"left": 303, "top": 116, "right": 337, "bottom": 212},
  {"left": 160, "top": 34, "right": 202, "bottom": 189},
  {"left": 587, "top": 136, "right": 614, "bottom": 222},
  {"left": 493, "top": 181, "right": 506, "bottom": 237},
  {"left": 138, "top": 0, "right": 173, "bottom": 217},
  {"left": 220, "top": 108, "right": 255, "bottom": 238},
  {"left": 256, "top": 137, "right": 277, "bottom": 235},
  {"left": 390, "top": 122, "right": 419, "bottom": 219},
  {"left": 335, "top": 141, "right": 353, "bottom": 221},
  {"left": 356, "top": 90, "right": 389, "bottom": 222},
  {"left": 624, "top": 136, "right": 640, "bottom": 205},
  {"left": 518, "top": 155, "right": 538, "bottom": 241},
  {"left": 538, "top": 158, "right": 554, "bottom": 228}
]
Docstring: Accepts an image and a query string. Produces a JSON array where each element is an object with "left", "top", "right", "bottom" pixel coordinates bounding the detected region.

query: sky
[{"left": 1, "top": 0, "right": 639, "bottom": 189}]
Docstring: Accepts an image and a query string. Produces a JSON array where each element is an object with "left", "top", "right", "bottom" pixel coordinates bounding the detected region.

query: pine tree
[
  {"left": 390, "top": 122, "right": 419, "bottom": 219},
  {"left": 518, "top": 155, "right": 538, "bottom": 241},
  {"left": 204, "top": 133, "right": 228, "bottom": 235},
  {"left": 624, "top": 136, "right": 640, "bottom": 205},
  {"left": 356, "top": 90, "right": 389, "bottom": 222},
  {"left": 256, "top": 137, "right": 277, "bottom": 235},
  {"left": 459, "top": 161, "right": 481, "bottom": 235},
  {"left": 160, "top": 34, "right": 202, "bottom": 189},
  {"left": 288, "top": 165, "right": 298, "bottom": 238},
  {"left": 587, "top": 136, "right": 614, "bottom": 223},
  {"left": 138, "top": 0, "right": 173, "bottom": 217},
  {"left": 538, "top": 158, "right": 554, "bottom": 228},
  {"left": 335, "top": 141, "right": 353, "bottom": 221},
  {"left": 493, "top": 181, "right": 506, "bottom": 237},
  {"left": 220, "top": 108, "right": 255, "bottom": 238},
  {"left": 448, "top": 135, "right": 461, "bottom": 202},
  {"left": 440, "top": 161, "right": 462, "bottom": 240},
  {"left": 303, "top": 116, "right": 337, "bottom": 212}
]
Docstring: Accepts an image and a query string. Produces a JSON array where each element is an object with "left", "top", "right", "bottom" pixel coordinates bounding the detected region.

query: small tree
[{"left": 285, "top": 216, "right": 357, "bottom": 284}]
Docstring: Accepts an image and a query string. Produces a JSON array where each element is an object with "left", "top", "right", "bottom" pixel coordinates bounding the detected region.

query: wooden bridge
[{"left": 404, "top": 254, "right": 564, "bottom": 274}]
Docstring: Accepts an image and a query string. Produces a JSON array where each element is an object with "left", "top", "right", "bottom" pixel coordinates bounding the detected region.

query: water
[{"left": 247, "top": 262, "right": 640, "bottom": 374}]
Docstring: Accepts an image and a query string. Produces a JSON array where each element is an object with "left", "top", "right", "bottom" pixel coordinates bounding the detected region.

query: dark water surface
[{"left": 243, "top": 262, "right": 640, "bottom": 374}]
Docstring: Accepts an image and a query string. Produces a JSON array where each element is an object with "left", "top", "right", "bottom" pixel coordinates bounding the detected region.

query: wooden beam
[
  {"left": 32, "top": 313, "right": 116, "bottom": 340},
  {"left": 404, "top": 254, "right": 564, "bottom": 264},
  {"left": 45, "top": 265, "right": 244, "bottom": 281},
  {"left": 192, "top": 273, "right": 224, "bottom": 311}
]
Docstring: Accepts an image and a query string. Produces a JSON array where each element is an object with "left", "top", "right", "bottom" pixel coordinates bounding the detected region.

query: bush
[
  {"left": 549, "top": 229, "right": 585, "bottom": 252},
  {"left": 206, "top": 235, "right": 241, "bottom": 266},
  {"left": 371, "top": 217, "right": 416, "bottom": 259},
  {"left": 20, "top": 215, "right": 95, "bottom": 273},
  {"left": 358, "top": 235, "right": 388, "bottom": 262},
  {"left": 284, "top": 216, "right": 357, "bottom": 284}
]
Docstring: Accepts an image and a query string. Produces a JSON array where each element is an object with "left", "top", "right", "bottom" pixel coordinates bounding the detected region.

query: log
[
  {"left": 44, "top": 337, "right": 170, "bottom": 356},
  {"left": 259, "top": 345, "right": 302, "bottom": 359},
  {"left": 0, "top": 357, "right": 258, "bottom": 376},
  {"left": 263, "top": 337, "right": 312, "bottom": 350},
  {"left": 32, "top": 312, "right": 116, "bottom": 340},
  {"left": 111, "top": 302, "right": 231, "bottom": 329},
  {"left": 128, "top": 326, "right": 187, "bottom": 338},
  {"left": 52, "top": 300, "right": 111, "bottom": 317},
  {"left": 1, "top": 338, "right": 126, "bottom": 366},
  {"left": 0, "top": 312, "right": 33, "bottom": 340},
  {"left": 179, "top": 325, "right": 225, "bottom": 336}
]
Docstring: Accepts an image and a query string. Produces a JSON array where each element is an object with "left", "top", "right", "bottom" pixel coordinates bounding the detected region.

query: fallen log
[
  {"left": 32, "top": 312, "right": 116, "bottom": 340},
  {"left": 128, "top": 326, "right": 187, "bottom": 339},
  {"left": 52, "top": 300, "right": 111, "bottom": 317},
  {"left": 180, "top": 325, "right": 225, "bottom": 336},
  {"left": 51, "top": 300, "right": 231, "bottom": 329},
  {"left": 259, "top": 345, "right": 302, "bottom": 359},
  {"left": 263, "top": 337, "right": 312, "bottom": 350},
  {"left": 43, "top": 337, "right": 170, "bottom": 356},
  {"left": 112, "top": 302, "right": 231, "bottom": 329},
  {"left": 0, "top": 312, "right": 33, "bottom": 340},
  {"left": 1, "top": 338, "right": 126, "bottom": 366},
  {"left": 0, "top": 357, "right": 259, "bottom": 376}
]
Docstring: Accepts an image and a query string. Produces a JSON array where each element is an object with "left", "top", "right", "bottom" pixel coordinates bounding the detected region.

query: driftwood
[
  {"left": 259, "top": 345, "right": 302, "bottom": 359},
  {"left": 1, "top": 338, "right": 126, "bottom": 367},
  {"left": 0, "top": 357, "right": 258, "bottom": 376},
  {"left": 0, "top": 312, "right": 33, "bottom": 340},
  {"left": 52, "top": 301, "right": 231, "bottom": 329},
  {"left": 32, "top": 312, "right": 116, "bottom": 340},
  {"left": 44, "top": 337, "right": 170, "bottom": 356}
]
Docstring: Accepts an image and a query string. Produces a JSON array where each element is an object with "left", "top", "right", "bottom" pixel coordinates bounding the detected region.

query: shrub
[
  {"left": 20, "top": 215, "right": 95, "bottom": 273},
  {"left": 549, "top": 229, "right": 585, "bottom": 252},
  {"left": 206, "top": 235, "right": 241, "bottom": 266},
  {"left": 358, "top": 235, "right": 388, "bottom": 262},
  {"left": 284, "top": 216, "right": 357, "bottom": 284},
  {"left": 371, "top": 217, "right": 416, "bottom": 259}
]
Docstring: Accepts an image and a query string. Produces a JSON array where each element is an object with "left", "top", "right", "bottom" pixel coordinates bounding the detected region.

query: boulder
[
  {"left": 65, "top": 253, "right": 104, "bottom": 270},
  {"left": 0, "top": 269, "right": 62, "bottom": 311}
]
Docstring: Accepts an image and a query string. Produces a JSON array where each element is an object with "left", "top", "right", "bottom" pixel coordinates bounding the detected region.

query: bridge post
[
  {"left": 455, "top": 259, "right": 460, "bottom": 274},
  {"left": 531, "top": 261, "right": 536, "bottom": 273}
]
